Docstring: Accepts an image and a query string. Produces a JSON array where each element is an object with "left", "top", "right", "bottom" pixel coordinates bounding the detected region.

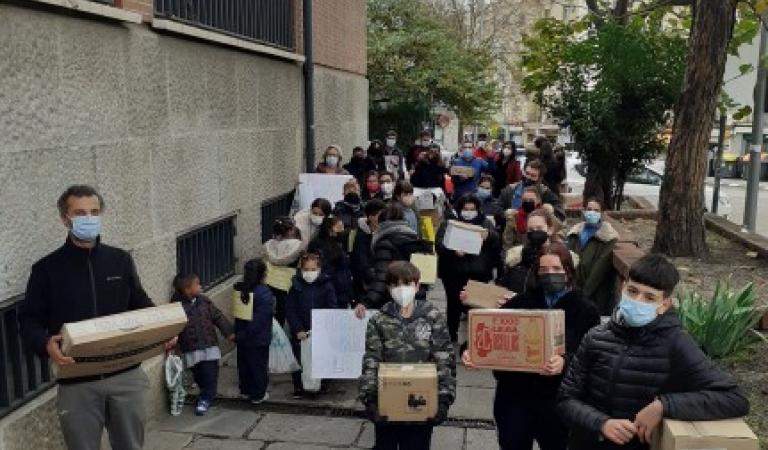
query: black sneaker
[{"left": 292, "top": 389, "right": 305, "bottom": 399}]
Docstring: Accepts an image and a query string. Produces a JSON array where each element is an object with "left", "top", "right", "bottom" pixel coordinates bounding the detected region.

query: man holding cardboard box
[
  {"left": 19, "top": 185, "right": 169, "bottom": 450},
  {"left": 557, "top": 254, "right": 750, "bottom": 450}
]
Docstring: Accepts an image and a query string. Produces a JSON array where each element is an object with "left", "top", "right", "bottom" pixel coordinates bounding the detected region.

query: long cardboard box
[
  {"left": 443, "top": 220, "right": 485, "bottom": 255},
  {"left": 56, "top": 303, "right": 188, "bottom": 379},
  {"left": 464, "top": 280, "right": 514, "bottom": 309},
  {"left": 468, "top": 309, "right": 565, "bottom": 372},
  {"left": 652, "top": 419, "right": 758, "bottom": 450},
  {"left": 450, "top": 165, "right": 475, "bottom": 178},
  {"left": 378, "top": 363, "right": 438, "bottom": 422}
]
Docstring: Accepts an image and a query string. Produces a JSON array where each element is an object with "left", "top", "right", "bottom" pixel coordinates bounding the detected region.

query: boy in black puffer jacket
[
  {"left": 172, "top": 273, "right": 235, "bottom": 416},
  {"left": 557, "top": 254, "right": 750, "bottom": 450}
]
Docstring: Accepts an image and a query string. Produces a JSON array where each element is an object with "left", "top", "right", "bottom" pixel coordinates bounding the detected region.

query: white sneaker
[{"left": 251, "top": 393, "right": 270, "bottom": 404}]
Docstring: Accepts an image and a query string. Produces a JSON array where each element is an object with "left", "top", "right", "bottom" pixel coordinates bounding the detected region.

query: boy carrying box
[
  {"left": 557, "top": 254, "right": 750, "bottom": 450},
  {"left": 359, "top": 261, "right": 456, "bottom": 449}
]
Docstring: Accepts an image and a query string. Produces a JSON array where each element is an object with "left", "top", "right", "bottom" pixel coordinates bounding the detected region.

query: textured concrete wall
[{"left": 0, "top": 3, "right": 367, "bottom": 448}]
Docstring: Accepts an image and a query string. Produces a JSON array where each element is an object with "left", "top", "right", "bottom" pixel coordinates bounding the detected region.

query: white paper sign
[
  {"left": 310, "top": 309, "right": 375, "bottom": 379},
  {"left": 443, "top": 220, "right": 483, "bottom": 255},
  {"left": 297, "top": 173, "right": 353, "bottom": 210}
]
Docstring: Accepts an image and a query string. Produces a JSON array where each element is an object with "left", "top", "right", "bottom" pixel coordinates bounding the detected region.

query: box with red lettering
[{"left": 468, "top": 309, "right": 565, "bottom": 372}]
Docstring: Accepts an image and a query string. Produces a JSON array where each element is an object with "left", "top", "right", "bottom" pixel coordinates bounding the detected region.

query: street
[{"left": 706, "top": 177, "right": 768, "bottom": 237}]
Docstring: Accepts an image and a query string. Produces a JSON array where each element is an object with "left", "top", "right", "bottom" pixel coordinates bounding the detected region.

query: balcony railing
[
  {"left": 154, "top": 0, "right": 295, "bottom": 51},
  {"left": 0, "top": 296, "right": 54, "bottom": 420},
  {"left": 261, "top": 191, "right": 296, "bottom": 243},
  {"left": 177, "top": 216, "right": 237, "bottom": 290}
]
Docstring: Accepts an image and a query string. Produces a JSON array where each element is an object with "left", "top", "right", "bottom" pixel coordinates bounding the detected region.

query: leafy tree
[
  {"left": 367, "top": 0, "right": 499, "bottom": 144},
  {"left": 522, "top": 16, "right": 687, "bottom": 209}
]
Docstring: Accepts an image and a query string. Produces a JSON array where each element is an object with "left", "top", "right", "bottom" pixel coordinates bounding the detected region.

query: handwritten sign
[
  {"left": 442, "top": 220, "right": 484, "bottom": 255},
  {"left": 265, "top": 262, "right": 295, "bottom": 292},
  {"left": 297, "top": 173, "right": 353, "bottom": 210},
  {"left": 232, "top": 291, "right": 253, "bottom": 321},
  {"left": 384, "top": 155, "right": 403, "bottom": 178},
  {"left": 310, "top": 309, "right": 375, "bottom": 379}
]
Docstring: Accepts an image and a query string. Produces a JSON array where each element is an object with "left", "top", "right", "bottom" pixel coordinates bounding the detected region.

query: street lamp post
[{"left": 744, "top": 14, "right": 768, "bottom": 232}]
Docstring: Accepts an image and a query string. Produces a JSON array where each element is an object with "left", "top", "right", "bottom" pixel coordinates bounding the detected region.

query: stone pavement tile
[
  {"left": 101, "top": 430, "right": 194, "bottom": 450},
  {"left": 265, "top": 444, "right": 364, "bottom": 450},
  {"left": 357, "top": 422, "right": 374, "bottom": 449},
  {"left": 431, "top": 426, "right": 465, "bottom": 450},
  {"left": 449, "top": 386, "right": 494, "bottom": 420},
  {"left": 456, "top": 364, "right": 495, "bottom": 388},
  {"left": 154, "top": 408, "right": 261, "bottom": 438},
  {"left": 185, "top": 437, "right": 266, "bottom": 450},
  {"left": 466, "top": 428, "right": 499, "bottom": 450},
  {"left": 248, "top": 413, "right": 364, "bottom": 445}
]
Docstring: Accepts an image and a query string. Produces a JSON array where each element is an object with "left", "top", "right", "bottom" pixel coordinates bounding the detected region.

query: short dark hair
[
  {"left": 236, "top": 258, "right": 267, "bottom": 303},
  {"left": 585, "top": 197, "right": 604, "bottom": 210},
  {"left": 455, "top": 194, "right": 482, "bottom": 213},
  {"left": 524, "top": 159, "right": 547, "bottom": 177},
  {"left": 386, "top": 130, "right": 397, "bottom": 137},
  {"left": 394, "top": 180, "right": 414, "bottom": 199},
  {"left": 272, "top": 216, "right": 296, "bottom": 238},
  {"left": 379, "top": 171, "right": 395, "bottom": 181},
  {"left": 365, "top": 199, "right": 387, "bottom": 218},
  {"left": 172, "top": 273, "right": 199, "bottom": 295},
  {"left": 479, "top": 174, "right": 495, "bottom": 187},
  {"left": 379, "top": 203, "right": 405, "bottom": 222},
  {"left": 385, "top": 261, "right": 421, "bottom": 286},
  {"left": 628, "top": 254, "right": 680, "bottom": 296},
  {"left": 534, "top": 136, "right": 549, "bottom": 149},
  {"left": 522, "top": 186, "right": 542, "bottom": 201},
  {"left": 57, "top": 185, "right": 105, "bottom": 217},
  {"left": 311, "top": 198, "right": 333, "bottom": 216}
]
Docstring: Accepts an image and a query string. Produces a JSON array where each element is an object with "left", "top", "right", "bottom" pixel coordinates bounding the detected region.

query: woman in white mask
[
  {"left": 435, "top": 194, "right": 500, "bottom": 342},
  {"left": 293, "top": 198, "right": 332, "bottom": 250},
  {"left": 315, "top": 145, "right": 350, "bottom": 175},
  {"left": 359, "top": 261, "right": 456, "bottom": 449}
]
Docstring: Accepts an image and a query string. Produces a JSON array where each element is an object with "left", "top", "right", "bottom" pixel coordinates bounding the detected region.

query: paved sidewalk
[{"left": 125, "top": 282, "right": 514, "bottom": 450}]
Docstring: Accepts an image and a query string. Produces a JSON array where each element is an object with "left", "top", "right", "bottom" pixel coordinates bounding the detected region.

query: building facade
[{"left": 0, "top": 1, "right": 367, "bottom": 448}]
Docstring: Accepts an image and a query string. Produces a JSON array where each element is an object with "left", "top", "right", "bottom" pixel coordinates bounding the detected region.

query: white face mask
[
  {"left": 461, "top": 210, "right": 478, "bottom": 221},
  {"left": 302, "top": 270, "right": 320, "bottom": 283},
  {"left": 381, "top": 182, "right": 394, "bottom": 195},
  {"left": 503, "top": 148, "right": 513, "bottom": 158},
  {"left": 386, "top": 138, "right": 397, "bottom": 147},
  {"left": 477, "top": 141, "right": 486, "bottom": 148},
  {"left": 390, "top": 284, "right": 417, "bottom": 307},
  {"left": 325, "top": 155, "right": 339, "bottom": 167},
  {"left": 310, "top": 214, "right": 324, "bottom": 226}
]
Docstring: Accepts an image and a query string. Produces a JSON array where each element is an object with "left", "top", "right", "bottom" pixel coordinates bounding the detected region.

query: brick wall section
[
  {"left": 116, "top": 0, "right": 152, "bottom": 22},
  {"left": 295, "top": 0, "right": 367, "bottom": 76}
]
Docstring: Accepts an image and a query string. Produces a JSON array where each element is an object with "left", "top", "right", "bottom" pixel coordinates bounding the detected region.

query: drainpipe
[{"left": 302, "top": 0, "right": 315, "bottom": 172}]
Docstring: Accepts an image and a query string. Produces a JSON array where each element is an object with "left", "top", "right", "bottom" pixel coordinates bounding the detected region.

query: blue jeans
[{"left": 191, "top": 360, "right": 219, "bottom": 403}]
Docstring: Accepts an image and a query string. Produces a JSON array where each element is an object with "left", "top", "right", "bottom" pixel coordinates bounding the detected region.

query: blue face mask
[
  {"left": 462, "top": 149, "right": 473, "bottom": 159},
  {"left": 70, "top": 215, "right": 101, "bottom": 242},
  {"left": 618, "top": 294, "right": 659, "bottom": 327},
  {"left": 326, "top": 155, "right": 339, "bottom": 167},
  {"left": 476, "top": 188, "right": 492, "bottom": 200},
  {"left": 584, "top": 210, "right": 601, "bottom": 225}
]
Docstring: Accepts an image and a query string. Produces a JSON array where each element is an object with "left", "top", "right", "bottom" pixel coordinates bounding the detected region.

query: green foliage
[
  {"left": 677, "top": 281, "right": 763, "bottom": 359},
  {"left": 522, "top": 17, "right": 686, "bottom": 208},
  {"left": 367, "top": 0, "right": 499, "bottom": 136}
]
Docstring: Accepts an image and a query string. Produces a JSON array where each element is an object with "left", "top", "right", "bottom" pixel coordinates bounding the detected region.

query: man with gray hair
[{"left": 19, "top": 184, "right": 173, "bottom": 450}]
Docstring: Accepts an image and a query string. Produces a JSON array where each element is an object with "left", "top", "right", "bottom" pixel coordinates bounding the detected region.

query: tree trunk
[{"left": 652, "top": 0, "right": 738, "bottom": 256}]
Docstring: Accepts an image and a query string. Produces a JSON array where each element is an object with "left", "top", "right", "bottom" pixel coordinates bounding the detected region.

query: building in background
[{"left": 0, "top": 1, "right": 367, "bottom": 447}]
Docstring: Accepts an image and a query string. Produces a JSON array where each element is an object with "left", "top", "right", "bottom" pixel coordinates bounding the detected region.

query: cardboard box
[
  {"left": 464, "top": 280, "right": 514, "bottom": 309},
  {"left": 652, "top": 419, "right": 758, "bottom": 450},
  {"left": 56, "top": 303, "right": 188, "bottom": 379},
  {"left": 442, "top": 220, "right": 485, "bottom": 255},
  {"left": 378, "top": 363, "right": 438, "bottom": 422},
  {"left": 450, "top": 165, "right": 475, "bottom": 178},
  {"left": 410, "top": 253, "right": 437, "bottom": 284},
  {"left": 468, "top": 309, "right": 565, "bottom": 372}
]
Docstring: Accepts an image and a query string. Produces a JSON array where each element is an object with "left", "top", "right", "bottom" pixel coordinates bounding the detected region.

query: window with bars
[
  {"left": 0, "top": 296, "right": 54, "bottom": 420},
  {"left": 260, "top": 191, "right": 295, "bottom": 243},
  {"left": 176, "top": 216, "right": 237, "bottom": 290}
]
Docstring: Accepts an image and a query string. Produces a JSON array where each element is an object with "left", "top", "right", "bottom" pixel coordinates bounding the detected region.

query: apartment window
[
  {"left": 177, "top": 216, "right": 237, "bottom": 290},
  {"left": 0, "top": 296, "right": 54, "bottom": 419},
  {"left": 260, "top": 191, "right": 296, "bottom": 243},
  {"left": 154, "top": 0, "right": 295, "bottom": 50}
]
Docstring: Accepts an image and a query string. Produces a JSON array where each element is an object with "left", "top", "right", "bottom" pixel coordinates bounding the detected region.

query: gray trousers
[{"left": 57, "top": 367, "right": 149, "bottom": 450}]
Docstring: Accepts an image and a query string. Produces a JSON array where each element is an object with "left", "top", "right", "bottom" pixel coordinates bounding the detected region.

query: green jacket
[
  {"left": 358, "top": 299, "right": 456, "bottom": 406},
  {"left": 566, "top": 221, "right": 619, "bottom": 316}
]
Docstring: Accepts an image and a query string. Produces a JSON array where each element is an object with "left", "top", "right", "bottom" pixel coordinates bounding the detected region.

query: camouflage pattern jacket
[{"left": 358, "top": 299, "right": 457, "bottom": 406}]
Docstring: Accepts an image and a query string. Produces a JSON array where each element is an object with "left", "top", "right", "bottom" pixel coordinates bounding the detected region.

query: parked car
[{"left": 566, "top": 157, "right": 732, "bottom": 217}]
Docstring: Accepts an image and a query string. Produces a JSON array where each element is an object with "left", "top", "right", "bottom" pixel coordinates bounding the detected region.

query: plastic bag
[
  {"left": 300, "top": 334, "right": 321, "bottom": 392},
  {"left": 164, "top": 354, "right": 186, "bottom": 416},
  {"left": 269, "top": 319, "right": 301, "bottom": 374}
]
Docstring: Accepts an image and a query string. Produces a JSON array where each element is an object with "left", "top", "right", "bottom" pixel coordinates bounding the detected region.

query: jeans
[
  {"left": 190, "top": 359, "right": 219, "bottom": 403},
  {"left": 373, "top": 423, "right": 434, "bottom": 450},
  {"left": 237, "top": 345, "right": 269, "bottom": 399},
  {"left": 442, "top": 275, "right": 469, "bottom": 342},
  {"left": 493, "top": 383, "right": 568, "bottom": 450}
]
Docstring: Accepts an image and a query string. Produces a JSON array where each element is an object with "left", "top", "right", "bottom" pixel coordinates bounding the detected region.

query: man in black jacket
[
  {"left": 18, "top": 185, "right": 168, "bottom": 450},
  {"left": 557, "top": 254, "right": 749, "bottom": 450}
]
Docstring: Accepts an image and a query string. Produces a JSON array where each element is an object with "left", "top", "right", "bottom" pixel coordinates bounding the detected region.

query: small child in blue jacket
[
  {"left": 233, "top": 258, "right": 274, "bottom": 404},
  {"left": 285, "top": 252, "right": 337, "bottom": 398}
]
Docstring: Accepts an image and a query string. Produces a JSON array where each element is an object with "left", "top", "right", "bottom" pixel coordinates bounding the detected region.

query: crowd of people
[{"left": 17, "top": 129, "right": 750, "bottom": 450}]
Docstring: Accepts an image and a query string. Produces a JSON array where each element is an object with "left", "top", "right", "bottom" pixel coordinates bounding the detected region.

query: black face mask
[
  {"left": 521, "top": 200, "right": 537, "bottom": 214},
  {"left": 540, "top": 273, "right": 568, "bottom": 294},
  {"left": 527, "top": 230, "right": 549, "bottom": 247},
  {"left": 522, "top": 177, "right": 536, "bottom": 187},
  {"left": 344, "top": 193, "right": 362, "bottom": 206}
]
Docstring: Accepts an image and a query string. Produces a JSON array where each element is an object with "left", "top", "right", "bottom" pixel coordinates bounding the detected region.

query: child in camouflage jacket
[{"left": 358, "top": 261, "right": 456, "bottom": 449}]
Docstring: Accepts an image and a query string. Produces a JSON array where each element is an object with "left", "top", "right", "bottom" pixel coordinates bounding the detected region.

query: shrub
[{"left": 677, "top": 280, "right": 763, "bottom": 359}]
